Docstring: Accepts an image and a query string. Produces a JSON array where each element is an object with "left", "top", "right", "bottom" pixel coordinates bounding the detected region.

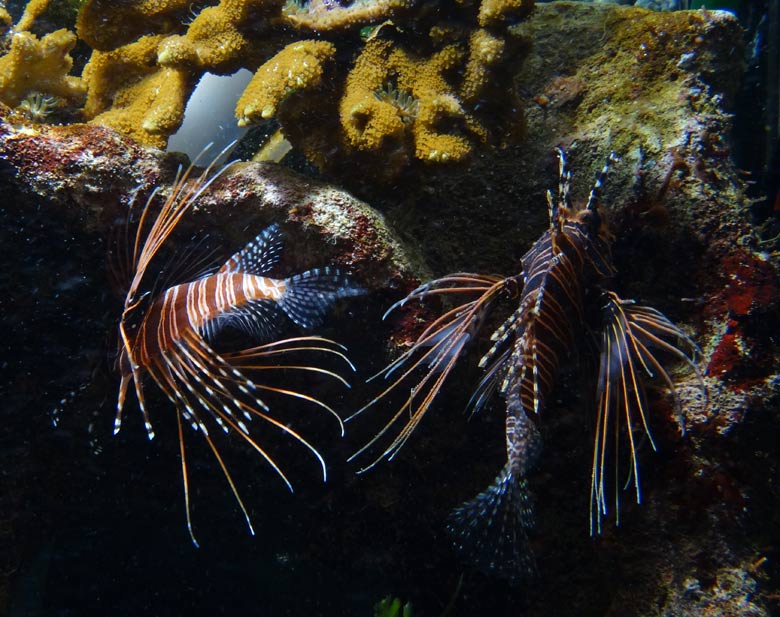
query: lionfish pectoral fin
[
  {"left": 114, "top": 372, "right": 131, "bottom": 435},
  {"left": 280, "top": 267, "right": 364, "bottom": 329},
  {"left": 591, "top": 290, "right": 703, "bottom": 534},
  {"left": 348, "top": 273, "right": 509, "bottom": 467},
  {"left": 218, "top": 224, "right": 284, "bottom": 275},
  {"left": 592, "top": 293, "right": 652, "bottom": 533},
  {"left": 447, "top": 464, "right": 536, "bottom": 584},
  {"left": 466, "top": 348, "right": 510, "bottom": 417},
  {"left": 176, "top": 411, "right": 200, "bottom": 548},
  {"left": 395, "top": 321, "right": 471, "bottom": 379}
]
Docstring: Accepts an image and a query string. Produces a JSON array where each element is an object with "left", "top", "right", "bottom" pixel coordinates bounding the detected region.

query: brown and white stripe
[
  {"left": 350, "top": 149, "right": 702, "bottom": 582},
  {"left": 114, "top": 150, "right": 359, "bottom": 545}
]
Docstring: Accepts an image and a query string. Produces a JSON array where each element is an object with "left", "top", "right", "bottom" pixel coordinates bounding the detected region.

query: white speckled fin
[
  {"left": 447, "top": 463, "right": 536, "bottom": 585},
  {"left": 219, "top": 224, "right": 284, "bottom": 275},
  {"left": 279, "top": 267, "right": 364, "bottom": 329}
]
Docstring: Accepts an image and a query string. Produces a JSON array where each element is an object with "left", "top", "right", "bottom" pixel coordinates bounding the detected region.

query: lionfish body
[
  {"left": 115, "top": 150, "right": 361, "bottom": 544},
  {"left": 351, "top": 150, "right": 701, "bottom": 582},
  {"left": 120, "top": 235, "right": 337, "bottom": 375}
]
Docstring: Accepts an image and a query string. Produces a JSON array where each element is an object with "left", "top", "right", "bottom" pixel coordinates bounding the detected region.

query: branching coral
[
  {"left": 236, "top": 40, "right": 337, "bottom": 125},
  {"left": 77, "top": 0, "right": 192, "bottom": 50},
  {"left": 15, "top": 0, "right": 52, "bottom": 32},
  {"left": 341, "top": 38, "right": 483, "bottom": 165},
  {"left": 0, "top": 8, "right": 11, "bottom": 31},
  {"left": 0, "top": 0, "right": 534, "bottom": 181},
  {"left": 156, "top": 0, "right": 280, "bottom": 72},
  {"left": 477, "top": 0, "right": 531, "bottom": 27},
  {"left": 325, "top": 22, "right": 525, "bottom": 175},
  {"left": 82, "top": 35, "right": 195, "bottom": 148},
  {"left": 269, "top": 2, "right": 532, "bottom": 178},
  {"left": 0, "top": 28, "right": 85, "bottom": 108},
  {"left": 283, "top": 0, "right": 413, "bottom": 31}
]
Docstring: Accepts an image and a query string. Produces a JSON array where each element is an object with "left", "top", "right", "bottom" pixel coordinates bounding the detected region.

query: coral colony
[{"left": 0, "top": 0, "right": 533, "bottom": 179}]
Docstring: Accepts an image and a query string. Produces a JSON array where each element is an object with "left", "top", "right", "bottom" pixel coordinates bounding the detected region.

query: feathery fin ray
[
  {"left": 590, "top": 290, "right": 704, "bottom": 534},
  {"left": 447, "top": 464, "right": 536, "bottom": 584},
  {"left": 114, "top": 143, "right": 359, "bottom": 544}
]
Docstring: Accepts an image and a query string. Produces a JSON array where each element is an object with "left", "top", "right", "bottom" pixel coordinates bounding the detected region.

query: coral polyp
[
  {"left": 17, "top": 91, "right": 57, "bottom": 122},
  {"left": 373, "top": 83, "right": 419, "bottom": 126}
]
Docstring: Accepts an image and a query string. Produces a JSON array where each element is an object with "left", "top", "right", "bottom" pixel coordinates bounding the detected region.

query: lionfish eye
[
  {"left": 504, "top": 277, "right": 521, "bottom": 299},
  {"left": 578, "top": 208, "right": 601, "bottom": 233}
]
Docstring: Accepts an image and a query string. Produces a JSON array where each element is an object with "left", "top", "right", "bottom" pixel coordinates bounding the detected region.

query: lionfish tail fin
[
  {"left": 447, "top": 464, "right": 536, "bottom": 584},
  {"left": 280, "top": 267, "right": 364, "bottom": 329}
]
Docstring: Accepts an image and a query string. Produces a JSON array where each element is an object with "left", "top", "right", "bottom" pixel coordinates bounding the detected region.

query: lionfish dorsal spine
[
  {"left": 585, "top": 152, "right": 619, "bottom": 212},
  {"left": 218, "top": 223, "right": 284, "bottom": 275}
]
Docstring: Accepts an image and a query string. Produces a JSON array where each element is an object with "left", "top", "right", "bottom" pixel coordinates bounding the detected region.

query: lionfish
[
  {"left": 349, "top": 149, "right": 702, "bottom": 581},
  {"left": 114, "top": 147, "right": 362, "bottom": 545}
]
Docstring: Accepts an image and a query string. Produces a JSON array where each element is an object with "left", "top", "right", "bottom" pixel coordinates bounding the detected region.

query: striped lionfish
[
  {"left": 349, "top": 149, "right": 702, "bottom": 581},
  {"left": 114, "top": 147, "right": 362, "bottom": 545}
]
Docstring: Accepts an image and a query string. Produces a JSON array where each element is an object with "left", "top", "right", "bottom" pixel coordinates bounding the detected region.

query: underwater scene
[{"left": 0, "top": 0, "right": 779, "bottom": 615}]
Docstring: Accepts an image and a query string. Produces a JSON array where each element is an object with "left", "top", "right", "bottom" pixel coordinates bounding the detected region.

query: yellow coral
[
  {"left": 0, "top": 8, "right": 11, "bottom": 41},
  {"left": 460, "top": 29, "right": 505, "bottom": 103},
  {"left": 65, "top": 0, "right": 533, "bottom": 174},
  {"left": 340, "top": 38, "right": 483, "bottom": 166},
  {"left": 340, "top": 40, "right": 403, "bottom": 152},
  {"left": 15, "top": 0, "right": 52, "bottom": 32},
  {"left": 157, "top": 0, "right": 275, "bottom": 72},
  {"left": 477, "top": 0, "right": 533, "bottom": 28},
  {"left": 0, "top": 29, "right": 85, "bottom": 108},
  {"left": 82, "top": 35, "right": 195, "bottom": 147},
  {"left": 236, "top": 40, "right": 336, "bottom": 126},
  {"left": 77, "top": 0, "right": 191, "bottom": 51}
]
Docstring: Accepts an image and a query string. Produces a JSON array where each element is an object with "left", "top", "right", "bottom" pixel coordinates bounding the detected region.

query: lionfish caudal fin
[
  {"left": 449, "top": 379, "right": 543, "bottom": 583},
  {"left": 280, "top": 267, "right": 365, "bottom": 329},
  {"left": 346, "top": 273, "right": 513, "bottom": 472},
  {"left": 447, "top": 463, "right": 536, "bottom": 584},
  {"left": 590, "top": 290, "right": 704, "bottom": 535}
]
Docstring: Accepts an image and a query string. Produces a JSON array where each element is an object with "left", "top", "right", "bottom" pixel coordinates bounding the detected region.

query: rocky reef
[
  {"left": 371, "top": 4, "right": 780, "bottom": 616},
  {"left": 0, "top": 2, "right": 779, "bottom": 617}
]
